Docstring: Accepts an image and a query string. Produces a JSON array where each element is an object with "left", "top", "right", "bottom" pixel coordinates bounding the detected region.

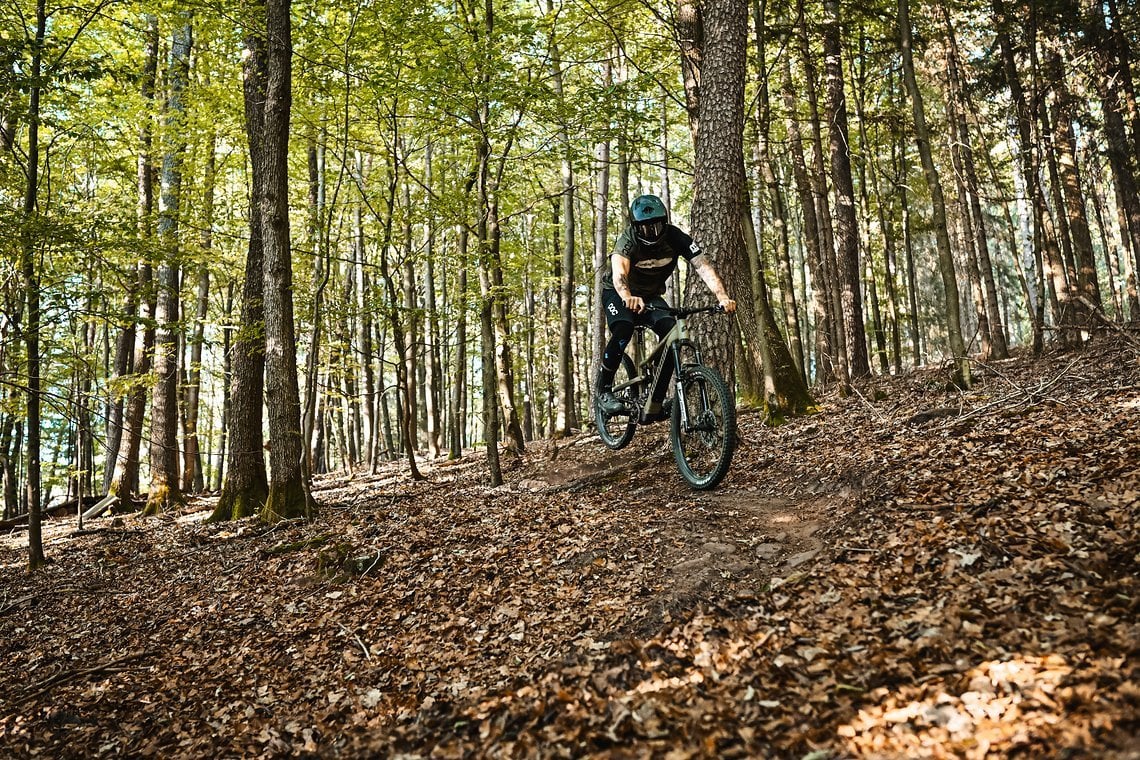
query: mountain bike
[{"left": 595, "top": 305, "right": 736, "bottom": 490}]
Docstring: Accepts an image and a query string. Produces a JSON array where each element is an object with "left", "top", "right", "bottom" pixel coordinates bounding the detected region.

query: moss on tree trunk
[
  {"left": 209, "top": 483, "right": 265, "bottom": 522},
  {"left": 260, "top": 476, "right": 315, "bottom": 523}
]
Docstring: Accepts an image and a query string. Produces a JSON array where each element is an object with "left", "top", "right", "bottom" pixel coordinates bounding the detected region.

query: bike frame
[{"left": 612, "top": 306, "right": 715, "bottom": 426}]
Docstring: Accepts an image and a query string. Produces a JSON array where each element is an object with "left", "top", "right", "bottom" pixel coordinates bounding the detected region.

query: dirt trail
[{"left": 515, "top": 423, "right": 840, "bottom": 632}]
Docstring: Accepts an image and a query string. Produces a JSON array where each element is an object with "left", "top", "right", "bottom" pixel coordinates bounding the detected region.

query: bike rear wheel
[
  {"left": 596, "top": 355, "right": 638, "bottom": 450},
  {"left": 671, "top": 364, "right": 735, "bottom": 489}
]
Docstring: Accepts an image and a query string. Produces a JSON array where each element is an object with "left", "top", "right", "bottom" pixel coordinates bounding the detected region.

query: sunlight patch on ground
[{"left": 837, "top": 655, "right": 1080, "bottom": 758}]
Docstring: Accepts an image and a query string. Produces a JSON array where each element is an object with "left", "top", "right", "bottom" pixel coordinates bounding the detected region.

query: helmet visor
[{"left": 634, "top": 219, "right": 665, "bottom": 244}]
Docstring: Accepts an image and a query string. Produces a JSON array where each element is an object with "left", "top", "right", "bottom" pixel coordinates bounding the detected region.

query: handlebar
[{"left": 644, "top": 304, "right": 727, "bottom": 318}]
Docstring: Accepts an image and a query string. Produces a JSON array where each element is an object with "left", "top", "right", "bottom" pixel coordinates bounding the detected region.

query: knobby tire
[
  {"left": 596, "top": 354, "right": 637, "bottom": 450},
  {"left": 670, "top": 364, "right": 735, "bottom": 489}
]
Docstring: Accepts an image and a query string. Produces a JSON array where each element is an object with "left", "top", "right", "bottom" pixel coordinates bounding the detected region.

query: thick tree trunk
[
  {"left": 682, "top": 0, "right": 746, "bottom": 378},
  {"left": 213, "top": 7, "right": 270, "bottom": 522},
  {"left": 259, "top": 0, "right": 314, "bottom": 522}
]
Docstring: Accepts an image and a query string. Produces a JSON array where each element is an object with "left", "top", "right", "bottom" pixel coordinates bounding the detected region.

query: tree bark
[
  {"left": 213, "top": 3, "right": 270, "bottom": 522},
  {"left": 145, "top": 18, "right": 192, "bottom": 516},
  {"left": 796, "top": 0, "right": 843, "bottom": 383},
  {"left": 781, "top": 54, "right": 831, "bottom": 383},
  {"left": 942, "top": 7, "right": 1009, "bottom": 358},
  {"left": 823, "top": 0, "right": 868, "bottom": 379},
  {"left": 591, "top": 61, "right": 612, "bottom": 408},
  {"left": 683, "top": 0, "right": 744, "bottom": 375},
  {"left": 182, "top": 125, "right": 215, "bottom": 494},
  {"left": 546, "top": 0, "right": 578, "bottom": 438},
  {"left": 108, "top": 16, "right": 159, "bottom": 507},
  {"left": 259, "top": 0, "right": 314, "bottom": 522},
  {"left": 20, "top": 0, "right": 47, "bottom": 570},
  {"left": 423, "top": 143, "right": 444, "bottom": 457},
  {"left": 1048, "top": 47, "right": 1103, "bottom": 329},
  {"left": 753, "top": 0, "right": 804, "bottom": 381},
  {"left": 899, "top": 0, "right": 971, "bottom": 387},
  {"left": 993, "top": 0, "right": 1046, "bottom": 352}
]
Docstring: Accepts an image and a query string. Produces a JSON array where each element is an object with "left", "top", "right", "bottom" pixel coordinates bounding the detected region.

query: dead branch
[{"left": 16, "top": 651, "right": 151, "bottom": 706}]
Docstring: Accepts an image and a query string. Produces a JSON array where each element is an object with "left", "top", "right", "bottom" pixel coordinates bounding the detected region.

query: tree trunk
[
  {"left": 302, "top": 134, "right": 330, "bottom": 473},
  {"left": 591, "top": 67, "right": 612, "bottom": 408},
  {"left": 942, "top": 7, "right": 1009, "bottom": 358},
  {"left": 20, "top": 0, "right": 47, "bottom": 570},
  {"left": 213, "top": 281, "right": 234, "bottom": 491},
  {"left": 682, "top": 0, "right": 743, "bottom": 375},
  {"left": 145, "top": 18, "right": 192, "bottom": 516},
  {"left": 546, "top": 0, "right": 577, "bottom": 438},
  {"left": 781, "top": 54, "right": 831, "bottom": 383},
  {"left": 899, "top": 0, "right": 971, "bottom": 387},
  {"left": 898, "top": 143, "right": 923, "bottom": 365},
  {"left": 796, "top": 0, "right": 844, "bottom": 384},
  {"left": 1087, "top": 0, "right": 1140, "bottom": 321},
  {"left": 259, "top": 0, "right": 314, "bottom": 522},
  {"left": 993, "top": 0, "right": 1046, "bottom": 352},
  {"left": 182, "top": 126, "right": 215, "bottom": 494},
  {"left": 399, "top": 161, "right": 420, "bottom": 459},
  {"left": 449, "top": 206, "right": 470, "bottom": 460},
  {"left": 753, "top": 0, "right": 805, "bottom": 381},
  {"left": 108, "top": 16, "right": 159, "bottom": 507},
  {"left": 1048, "top": 48, "right": 1103, "bottom": 329},
  {"left": 213, "top": 5, "right": 270, "bottom": 522},
  {"left": 423, "top": 143, "right": 444, "bottom": 458},
  {"left": 823, "top": 0, "right": 868, "bottom": 379}
]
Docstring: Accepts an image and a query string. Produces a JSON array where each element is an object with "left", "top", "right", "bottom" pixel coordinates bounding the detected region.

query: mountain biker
[{"left": 597, "top": 194, "right": 736, "bottom": 417}]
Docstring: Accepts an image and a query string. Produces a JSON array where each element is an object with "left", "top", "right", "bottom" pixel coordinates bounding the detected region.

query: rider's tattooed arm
[
  {"left": 691, "top": 254, "right": 737, "bottom": 313},
  {"left": 611, "top": 254, "right": 633, "bottom": 300},
  {"left": 611, "top": 254, "right": 645, "bottom": 312}
]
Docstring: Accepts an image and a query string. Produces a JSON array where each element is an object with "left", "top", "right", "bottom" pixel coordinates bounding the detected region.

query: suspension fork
[{"left": 668, "top": 335, "right": 707, "bottom": 431}]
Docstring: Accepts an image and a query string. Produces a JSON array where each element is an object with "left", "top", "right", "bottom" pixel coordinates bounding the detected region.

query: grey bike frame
[{"left": 612, "top": 314, "right": 702, "bottom": 425}]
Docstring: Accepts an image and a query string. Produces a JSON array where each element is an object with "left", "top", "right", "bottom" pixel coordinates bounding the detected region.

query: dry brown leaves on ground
[{"left": 0, "top": 337, "right": 1138, "bottom": 758}]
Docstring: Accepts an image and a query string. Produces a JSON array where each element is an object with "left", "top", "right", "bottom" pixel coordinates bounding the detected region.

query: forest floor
[{"left": 1, "top": 336, "right": 1138, "bottom": 759}]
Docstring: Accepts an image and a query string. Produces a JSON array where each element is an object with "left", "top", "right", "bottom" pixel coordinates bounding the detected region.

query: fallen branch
[
  {"left": 17, "top": 651, "right": 151, "bottom": 706},
  {"left": 260, "top": 534, "right": 332, "bottom": 558},
  {"left": 81, "top": 493, "right": 118, "bottom": 520},
  {"left": 1075, "top": 296, "right": 1140, "bottom": 348},
  {"left": 955, "top": 359, "right": 1078, "bottom": 423}
]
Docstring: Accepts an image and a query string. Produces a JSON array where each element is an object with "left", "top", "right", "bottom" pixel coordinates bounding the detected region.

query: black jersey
[{"left": 602, "top": 224, "right": 702, "bottom": 297}]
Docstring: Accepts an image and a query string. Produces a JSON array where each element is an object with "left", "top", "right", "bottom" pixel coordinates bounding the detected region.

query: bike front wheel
[
  {"left": 671, "top": 364, "right": 735, "bottom": 489},
  {"left": 596, "top": 355, "right": 638, "bottom": 450}
]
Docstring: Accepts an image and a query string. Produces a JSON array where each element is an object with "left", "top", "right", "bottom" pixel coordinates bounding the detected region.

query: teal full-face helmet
[{"left": 629, "top": 194, "right": 668, "bottom": 245}]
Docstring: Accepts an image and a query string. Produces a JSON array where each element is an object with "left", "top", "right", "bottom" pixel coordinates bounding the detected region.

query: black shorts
[{"left": 601, "top": 289, "right": 675, "bottom": 335}]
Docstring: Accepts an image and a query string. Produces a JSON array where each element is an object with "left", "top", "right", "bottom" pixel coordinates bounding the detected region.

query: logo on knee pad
[{"left": 607, "top": 302, "right": 619, "bottom": 316}]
